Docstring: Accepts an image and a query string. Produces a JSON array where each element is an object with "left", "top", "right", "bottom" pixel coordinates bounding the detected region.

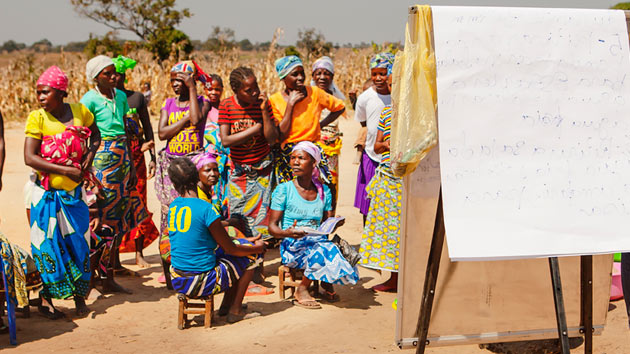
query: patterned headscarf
[
  {"left": 112, "top": 55, "right": 137, "bottom": 74},
  {"left": 370, "top": 52, "right": 396, "bottom": 76},
  {"left": 292, "top": 141, "right": 325, "bottom": 201},
  {"left": 275, "top": 55, "right": 303, "bottom": 80},
  {"left": 171, "top": 60, "right": 212, "bottom": 88},
  {"left": 85, "top": 55, "right": 114, "bottom": 82},
  {"left": 193, "top": 152, "right": 217, "bottom": 171},
  {"left": 36, "top": 66, "right": 68, "bottom": 92}
]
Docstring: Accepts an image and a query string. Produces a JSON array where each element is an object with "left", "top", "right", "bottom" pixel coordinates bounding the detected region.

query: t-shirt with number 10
[{"left": 168, "top": 197, "right": 221, "bottom": 272}]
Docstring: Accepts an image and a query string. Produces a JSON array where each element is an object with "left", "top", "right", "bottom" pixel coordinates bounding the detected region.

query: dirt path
[{"left": 0, "top": 118, "right": 627, "bottom": 353}]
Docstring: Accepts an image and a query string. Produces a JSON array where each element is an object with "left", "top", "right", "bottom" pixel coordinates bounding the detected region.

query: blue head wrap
[
  {"left": 370, "top": 52, "right": 395, "bottom": 75},
  {"left": 275, "top": 55, "right": 303, "bottom": 80}
]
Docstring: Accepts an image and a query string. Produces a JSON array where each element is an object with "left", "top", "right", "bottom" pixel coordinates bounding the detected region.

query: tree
[
  {"left": 611, "top": 2, "right": 630, "bottom": 9},
  {"left": 296, "top": 28, "right": 331, "bottom": 61},
  {"left": 84, "top": 32, "right": 123, "bottom": 57},
  {"left": 31, "top": 39, "right": 53, "bottom": 52},
  {"left": 204, "top": 26, "right": 236, "bottom": 52},
  {"left": 238, "top": 39, "right": 253, "bottom": 51},
  {"left": 71, "top": 0, "right": 192, "bottom": 60},
  {"left": 1, "top": 40, "right": 26, "bottom": 53}
]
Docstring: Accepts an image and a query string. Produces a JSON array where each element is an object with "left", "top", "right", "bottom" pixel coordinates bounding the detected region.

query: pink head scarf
[
  {"left": 36, "top": 66, "right": 68, "bottom": 92},
  {"left": 193, "top": 153, "right": 217, "bottom": 170},
  {"left": 291, "top": 141, "right": 325, "bottom": 201}
]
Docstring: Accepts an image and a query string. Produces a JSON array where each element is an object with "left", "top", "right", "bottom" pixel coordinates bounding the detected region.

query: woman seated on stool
[
  {"left": 167, "top": 157, "right": 265, "bottom": 323},
  {"left": 268, "top": 141, "right": 359, "bottom": 309}
]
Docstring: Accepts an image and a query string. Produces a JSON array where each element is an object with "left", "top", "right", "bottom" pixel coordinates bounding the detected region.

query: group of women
[{"left": 4, "top": 50, "right": 402, "bottom": 323}]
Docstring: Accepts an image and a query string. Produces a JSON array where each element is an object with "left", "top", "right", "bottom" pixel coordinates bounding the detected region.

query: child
[
  {"left": 353, "top": 53, "right": 395, "bottom": 225},
  {"left": 167, "top": 157, "right": 265, "bottom": 322}
]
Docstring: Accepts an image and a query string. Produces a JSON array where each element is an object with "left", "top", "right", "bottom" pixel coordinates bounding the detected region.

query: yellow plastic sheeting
[{"left": 390, "top": 5, "right": 437, "bottom": 177}]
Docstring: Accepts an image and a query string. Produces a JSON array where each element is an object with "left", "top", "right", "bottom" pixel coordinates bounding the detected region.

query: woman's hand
[
  {"left": 141, "top": 140, "right": 154, "bottom": 152},
  {"left": 64, "top": 166, "right": 83, "bottom": 183},
  {"left": 287, "top": 90, "right": 306, "bottom": 106},
  {"left": 89, "top": 217, "right": 101, "bottom": 232},
  {"left": 147, "top": 160, "right": 156, "bottom": 179},
  {"left": 285, "top": 220, "right": 308, "bottom": 238},
  {"left": 253, "top": 239, "right": 266, "bottom": 253},
  {"left": 178, "top": 72, "right": 195, "bottom": 88}
]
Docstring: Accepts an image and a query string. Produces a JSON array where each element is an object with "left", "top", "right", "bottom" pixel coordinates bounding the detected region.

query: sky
[{"left": 0, "top": 0, "right": 622, "bottom": 46}]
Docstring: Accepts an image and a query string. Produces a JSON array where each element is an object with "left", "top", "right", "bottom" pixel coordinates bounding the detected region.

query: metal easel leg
[
  {"left": 415, "top": 189, "right": 444, "bottom": 354},
  {"left": 580, "top": 255, "right": 593, "bottom": 354},
  {"left": 549, "top": 257, "right": 570, "bottom": 354}
]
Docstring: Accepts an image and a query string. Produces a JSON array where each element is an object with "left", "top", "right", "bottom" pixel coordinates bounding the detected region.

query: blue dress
[{"left": 271, "top": 181, "right": 359, "bottom": 285}]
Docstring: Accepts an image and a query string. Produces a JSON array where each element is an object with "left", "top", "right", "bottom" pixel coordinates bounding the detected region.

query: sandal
[
  {"left": 319, "top": 290, "right": 340, "bottom": 303},
  {"left": 292, "top": 299, "right": 322, "bottom": 309},
  {"left": 245, "top": 283, "right": 274, "bottom": 297},
  {"left": 226, "top": 311, "right": 261, "bottom": 323},
  {"left": 37, "top": 304, "right": 65, "bottom": 320}
]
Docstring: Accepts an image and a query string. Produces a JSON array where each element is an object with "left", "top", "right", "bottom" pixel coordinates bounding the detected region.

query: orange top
[{"left": 269, "top": 86, "right": 345, "bottom": 144}]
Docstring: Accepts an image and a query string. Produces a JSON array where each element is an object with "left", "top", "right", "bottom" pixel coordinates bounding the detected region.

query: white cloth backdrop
[{"left": 432, "top": 6, "right": 630, "bottom": 261}]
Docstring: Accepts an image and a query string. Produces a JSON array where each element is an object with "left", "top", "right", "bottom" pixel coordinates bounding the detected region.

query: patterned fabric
[
  {"left": 161, "top": 96, "right": 208, "bottom": 155},
  {"left": 39, "top": 126, "right": 96, "bottom": 191},
  {"left": 275, "top": 55, "right": 303, "bottom": 79},
  {"left": 358, "top": 166, "right": 402, "bottom": 272},
  {"left": 370, "top": 52, "right": 396, "bottom": 74},
  {"left": 37, "top": 66, "right": 68, "bottom": 92},
  {"left": 170, "top": 239, "right": 262, "bottom": 298},
  {"left": 316, "top": 137, "right": 341, "bottom": 205},
  {"left": 155, "top": 148, "right": 204, "bottom": 262},
  {"left": 203, "top": 129, "right": 230, "bottom": 217},
  {"left": 93, "top": 136, "right": 148, "bottom": 238},
  {"left": 227, "top": 154, "right": 274, "bottom": 239},
  {"left": 378, "top": 105, "right": 392, "bottom": 167},
  {"left": 312, "top": 56, "right": 335, "bottom": 74},
  {"left": 274, "top": 142, "right": 333, "bottom": 185},
  {"left": 90, "top": 226, "right": 114, "bottom": 277},
  {"left": 291, "top": 141, "right": 325, "bottom": 201},
  {"left": 171, "top": 60, "right": 212, "bottom": 87},
  {"left": 119, "top": 137, "right": 160, "bottom": 253},
  {"left": 281, "top": 235, "right": 359, "bottom": 285},
  {"left": 30, "top": 184, "right": 91, "bottom": 299},
  {"left": 0, "top": 232, "right": 39, "bottom": 307}
]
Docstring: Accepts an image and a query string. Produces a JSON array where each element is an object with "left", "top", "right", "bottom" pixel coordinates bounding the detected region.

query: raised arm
[
  {"left": 277, "top": 90, "right": 305, "bottom": 142},
  {"left": 319, "top": 107, "right": 345, "bottom": 129},
  {"left": 261, "top": 96, "right": 279, "bottom": 145}
]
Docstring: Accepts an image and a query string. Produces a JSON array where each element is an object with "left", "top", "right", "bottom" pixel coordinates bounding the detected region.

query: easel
[{"left": 413, "top": 188, "right": 593, "bottom": 354}]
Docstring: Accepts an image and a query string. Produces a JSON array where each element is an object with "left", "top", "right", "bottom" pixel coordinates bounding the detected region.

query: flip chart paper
[{"left": 432, "top": 6, "right": 630, "bottom": 260}]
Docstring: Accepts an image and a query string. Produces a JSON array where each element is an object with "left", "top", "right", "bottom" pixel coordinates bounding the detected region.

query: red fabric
[
  {"left": 118, "top": 138, "right": 160, "bottom": 253},
  {"left": 37, "top": 65, "right": 68, "bottom": 92}
]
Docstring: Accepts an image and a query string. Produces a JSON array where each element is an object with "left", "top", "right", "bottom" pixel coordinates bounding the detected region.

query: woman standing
[
  {"left": 219, "top": 67, "right": 277, "bottom": 239},
  {"left": 25, "top": 65, "right": 101, "bottom": 317},
  {"left": 311, "top": 56, "right": 346, "bottom": 209},
  {"left": 155, "top": 61, "right": 211, "bottom": 286},
  {"left": 111, "top": 55, "right": 159, "bottom": 269},
  {"left": 268, "top": 56, "right": 345, "bottom": 184},
  {"left": 81, "top": 55, "right": 147, "bottom": 293}
]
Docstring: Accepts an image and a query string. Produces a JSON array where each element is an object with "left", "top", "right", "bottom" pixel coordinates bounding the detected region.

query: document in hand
[{"left": 295, "top": 216, "right": 345, "bottom": 236}]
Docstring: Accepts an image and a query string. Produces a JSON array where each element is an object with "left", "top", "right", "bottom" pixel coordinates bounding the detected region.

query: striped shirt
[
  {"left": 218, "top": 96, "right": 272, "bottom": 165},
  {"left": 378, "top": 105, "right": 392, "bottom": 168}
]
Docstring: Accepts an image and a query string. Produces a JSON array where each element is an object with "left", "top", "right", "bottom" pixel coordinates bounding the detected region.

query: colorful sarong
[
  {"left": 354, "top": 151, "right": 379, "bottom": 215},
  {"left": 93, "top": 136, "right": 148, "bottom": 238},
  {"left": 358, "top": 166, "right": 402, "bottom": 272},
  {"left": 274, "top": 142, "right": 333, "bottom": 185},
  {"left": 316, "top": 133, "right": 342, "bottom": 207},
  {"left": 204, "top": 129, "right": 230, "bottom": 217},
  {"left": 0, "top": 232, "right": 41, "bottom": 307},
  {"left": 119, "top": 137, "right": 159, "bottom": 253},
  {"left": 30, "top": 184, "right": 91, "bottom": 299},
  {"left": 170, "top": 239, "right": 262, "bottom": 298},
  {"left": 226, "top": 154, "right": 274, "bottom": 239},
  {"left": 281, "top": 235, "right": 359, "bottom": 285},
  {"left": 155, "top": 148, "right": 204, "bottom": 262},
  {"left": 90, "top": 226, "right": 114, "bottom": 277}
]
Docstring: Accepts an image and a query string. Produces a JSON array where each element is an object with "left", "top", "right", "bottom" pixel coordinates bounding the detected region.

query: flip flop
[
  {"left": 319, "top": 290, "right": 340, "bottom": 303},
  {"left": 226, "top": 311, "right": 261, "bottom": 323},
  {"left": 371, "top": 284, "right": 397, "bottom": 293},
  {"left": 292, "top": 299, "right": 322, "bottom": 309},
  {"left": 157, "top": 274, "right": 166, "bottom": 283},
  {"left": 245, "top": 283, "right": 274, "bottom": 296}
]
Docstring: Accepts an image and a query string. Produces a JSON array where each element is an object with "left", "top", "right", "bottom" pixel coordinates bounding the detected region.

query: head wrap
[
  {"left": 193, "top": 153, "right": 217, "bottom": 171},
  {"left": 171, "top": 60, "right": 213, "bottom": 88},
  {"left": 292, "top": 141, "right": 325, "bottom": 201},
  {"left": 86, "top": 55, "right": 114, "bottom": 82},
  {"left": 112, "top": 55, "right": 137, "bottom": 74},
  {"left": 36, "top": 66, "right": 68, "bottom": 92},
  {"left": 310, "top": 56, "right": 346, "bottom": 101},
  {"left": 275, "top": 55, "right": 303, "bottom": 80},
  {"left": 370, "top": 52, "right": 395, "bottom": 76}
]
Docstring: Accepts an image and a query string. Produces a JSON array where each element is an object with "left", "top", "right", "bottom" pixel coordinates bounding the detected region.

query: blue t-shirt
[
  {"left": 168, "top": 197, "right": 221, "bottom": 272},
  {"left": 270, "top": 181, "right": 332, "bottom": 230}
]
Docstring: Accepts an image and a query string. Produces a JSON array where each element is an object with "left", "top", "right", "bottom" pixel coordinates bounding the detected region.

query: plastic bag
[{"left": 390, "top": 5, "right": 438, "bottom": 177}]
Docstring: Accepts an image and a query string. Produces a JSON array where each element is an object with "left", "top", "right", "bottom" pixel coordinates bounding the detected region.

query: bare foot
[
  {"left": 87, "top": 288, "right": 102, "bottom": 300},
  {"left": 135, "top": 253, "right": 151, "bottom": 268},
  {"left": 74, "top": 297, "right": 91, "bottom": 316},
  {"left": 103, "top": 279, "right": 133, "bottom": 294},
  {"left": 114, "top": 266, "right": 139, "bottom": 277}
]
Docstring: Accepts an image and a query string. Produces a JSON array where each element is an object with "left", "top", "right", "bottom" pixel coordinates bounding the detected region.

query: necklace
[{"left": 95, "top": 86, "right": 117, "bottom": 119}]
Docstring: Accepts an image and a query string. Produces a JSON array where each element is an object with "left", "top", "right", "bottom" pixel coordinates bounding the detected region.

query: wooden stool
[
  {"left": 278, "top": 265, "right": 302, "bottom": 299},
  {"left": 177, "top": 293, "right": 213, "bottom": 329}
]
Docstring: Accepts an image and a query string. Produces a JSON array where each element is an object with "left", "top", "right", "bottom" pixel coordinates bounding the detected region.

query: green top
[{"left": 80, "top": 88, "right": 128, "bottom": 137}]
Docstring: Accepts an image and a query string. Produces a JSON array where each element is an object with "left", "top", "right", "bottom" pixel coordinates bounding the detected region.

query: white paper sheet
[{"left": 432, "top": 6, "right": 630, "bottom": 261}]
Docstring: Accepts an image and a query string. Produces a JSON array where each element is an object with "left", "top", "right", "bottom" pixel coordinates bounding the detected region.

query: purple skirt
[{"left": 354, "top": 152, "right": 379, "bottom": 215}]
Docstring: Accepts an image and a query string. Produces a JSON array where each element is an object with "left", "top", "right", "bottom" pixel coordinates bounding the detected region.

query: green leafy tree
[
  {"left": 296, "top": 28, "right": 331, "bottom": 61},
  {"left": 84, "top": 32, "right": 123, "bottom": 57},
  {"left": 204, "top": 26, "right": 236, "bottom": 52},
  {"left": 31, "top": 39, "right": 53, "bottom": 53},
  {"left": 1, "top": 40, "right": 26, "bottom": 53},
  {"left": 71, "top": 0, "right": 192, "bottom": 60},
  {"left": 611, "top": 2, "right": 630, "bottom": 10}
]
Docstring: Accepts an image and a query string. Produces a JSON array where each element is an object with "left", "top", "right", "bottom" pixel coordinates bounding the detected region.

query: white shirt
[{"left": 354, "top": 87, "right": 391, "bottom": 162}]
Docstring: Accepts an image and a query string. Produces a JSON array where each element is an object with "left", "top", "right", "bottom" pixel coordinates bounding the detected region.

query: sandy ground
[{"left": 0, "top": 117, "right": 628, "bottom": 353}]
